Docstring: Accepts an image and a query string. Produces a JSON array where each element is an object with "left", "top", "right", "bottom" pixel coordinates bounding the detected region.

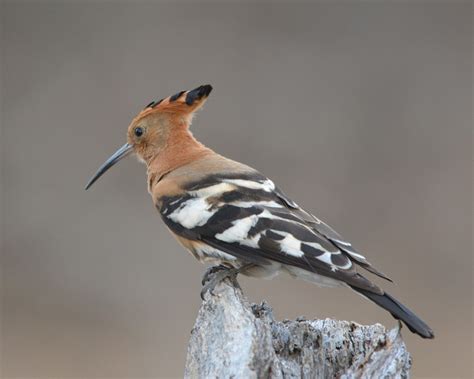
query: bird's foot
[
  {"left": 201, "top": 264, "right": 228, "bottom": 285},
  {"left": 200, "top": 264, "right": 253, "bottom": 300}
]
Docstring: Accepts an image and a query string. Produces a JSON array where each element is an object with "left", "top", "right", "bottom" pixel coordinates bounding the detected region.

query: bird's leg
[
  {"left": 201, "top": 264, "right": 228, "bottom": 285},
  {"left": 200, "top": 263, "right": 254, "bottom": 300}
]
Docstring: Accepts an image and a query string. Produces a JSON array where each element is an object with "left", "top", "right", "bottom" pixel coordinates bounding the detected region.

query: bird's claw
[
  {"left": 200, "top": 266, "right": 235, "bottom": 300},
  {"left": 200, "top": 263, "right": 253, "bottom": 300},
  {"left": 201, "top": 264, "right": 228, "bottom": 285}
]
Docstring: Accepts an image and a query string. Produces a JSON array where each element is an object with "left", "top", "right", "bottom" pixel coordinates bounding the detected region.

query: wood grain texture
[{"left": 185, "top": 275, "right": 411, "bottom": 379}]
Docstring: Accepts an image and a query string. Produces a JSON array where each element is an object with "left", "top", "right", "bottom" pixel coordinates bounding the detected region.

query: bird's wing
[
  {"left": 273, "top": 187, "right": 392, "bottom": 282},
  {"left": 159, "top": 173, "right": 387, "bottom": 294}
]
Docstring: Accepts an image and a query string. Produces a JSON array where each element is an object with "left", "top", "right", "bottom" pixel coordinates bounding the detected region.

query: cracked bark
[{"left": 184, "top": 276, "right": 411, "bottom": 379}]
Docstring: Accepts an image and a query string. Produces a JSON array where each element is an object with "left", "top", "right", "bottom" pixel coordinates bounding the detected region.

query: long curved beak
[{"left": 85, "top": 143, "right": 133, "bottom": 190}]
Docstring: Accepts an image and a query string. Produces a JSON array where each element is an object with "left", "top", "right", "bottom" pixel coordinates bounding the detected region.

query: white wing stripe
[
  {"left": 168, "top": 198, "right": 217, "bottom": 228},
  {"left": 279, "top": 233, "right": 304, "bottom": 258},
  {"left": 232, "top": 200, "right": 283, "bottom": 208},
  {"left": 216, "top": 215, "right": 259, "bottom": 243},
  {"left": 189, "top": 182, "right": 236, "bottom": 197},
  {"left": 223, "top": 178, "right": 275, "bottom": 192}
]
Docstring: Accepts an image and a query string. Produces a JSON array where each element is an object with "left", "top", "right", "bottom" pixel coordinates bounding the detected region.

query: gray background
[{"left": 1, "top": 2, "right": 472, "bottom": 378}]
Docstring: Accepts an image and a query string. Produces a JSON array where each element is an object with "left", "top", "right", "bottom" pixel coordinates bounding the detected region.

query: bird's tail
[{"left": 351, "top": 286, "right": 434, "bottom": 339}]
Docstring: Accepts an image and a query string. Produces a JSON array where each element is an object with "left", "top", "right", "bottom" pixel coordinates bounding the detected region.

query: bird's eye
[{"left": 134, "top": 127, "right": 144, "bottom": 137}]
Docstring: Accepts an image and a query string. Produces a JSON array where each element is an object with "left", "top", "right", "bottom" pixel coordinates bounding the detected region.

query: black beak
[{"left": 85, "top": 143, "right": 133, "bottom": 190}]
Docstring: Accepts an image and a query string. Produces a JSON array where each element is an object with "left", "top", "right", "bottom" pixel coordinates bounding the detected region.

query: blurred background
[{"left": 1, "top": 2, "right": 472, "bottom": 378}]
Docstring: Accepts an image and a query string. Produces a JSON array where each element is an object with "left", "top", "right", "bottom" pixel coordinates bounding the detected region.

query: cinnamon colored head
[{"left": 85, "top": 84, "right": 212, "bottom": 190}]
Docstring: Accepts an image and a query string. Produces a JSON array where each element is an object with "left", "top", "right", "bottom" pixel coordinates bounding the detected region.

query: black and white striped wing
[
  {"left": 273, "top": 187, "right": 392, "bottom": 282},
  {"left": 160, "top": 174, "right": 387, "bottom": 293}
]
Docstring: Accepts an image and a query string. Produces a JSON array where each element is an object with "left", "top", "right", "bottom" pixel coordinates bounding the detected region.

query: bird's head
[{"left": 85, "top": 84, "right": 212, "bottom": 190}]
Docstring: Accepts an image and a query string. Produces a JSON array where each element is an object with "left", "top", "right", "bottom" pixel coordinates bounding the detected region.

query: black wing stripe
[
  {"left": 197, "top": 205, "right": 263, "bottom": 235},
  {"left": 301, "top": 243, "right": 325, "bottom": 257}
]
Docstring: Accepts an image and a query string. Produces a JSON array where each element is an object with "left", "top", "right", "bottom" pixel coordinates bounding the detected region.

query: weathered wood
[{"left": 185, "top": 276, "right": 411, "bottom": 379}]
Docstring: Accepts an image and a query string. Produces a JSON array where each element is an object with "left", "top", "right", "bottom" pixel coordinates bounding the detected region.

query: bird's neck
[{"left": 146, "top": 127, "right": 213, "bottom": 183}]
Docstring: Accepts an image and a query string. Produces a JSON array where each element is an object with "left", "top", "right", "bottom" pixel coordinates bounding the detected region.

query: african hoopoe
[{"left": 86, "top": 84, "right": 434, "bottom": 339}]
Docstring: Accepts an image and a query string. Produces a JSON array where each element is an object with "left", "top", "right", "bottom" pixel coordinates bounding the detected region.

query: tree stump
[{"left": 185, "top": 275, "right": 411, "bottom": 379}]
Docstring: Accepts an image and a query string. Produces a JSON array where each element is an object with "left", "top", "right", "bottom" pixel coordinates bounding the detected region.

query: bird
[{"left": 85, "top": 84, "right": 434, "bottom": 339}]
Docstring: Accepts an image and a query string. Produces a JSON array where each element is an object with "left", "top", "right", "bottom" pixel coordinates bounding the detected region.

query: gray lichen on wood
[{"left": 185, "top": 276, "right": 411, "bottom": 379}]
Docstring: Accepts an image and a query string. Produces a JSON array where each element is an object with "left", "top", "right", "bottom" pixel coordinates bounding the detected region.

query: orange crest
[{"left": 133, "top": 84, "right": 213, "bottom": 126}]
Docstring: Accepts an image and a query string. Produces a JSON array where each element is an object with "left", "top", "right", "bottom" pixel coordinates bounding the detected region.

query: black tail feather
[{"left": 351, "top": 286, "right": 434, "bottom": 339}]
